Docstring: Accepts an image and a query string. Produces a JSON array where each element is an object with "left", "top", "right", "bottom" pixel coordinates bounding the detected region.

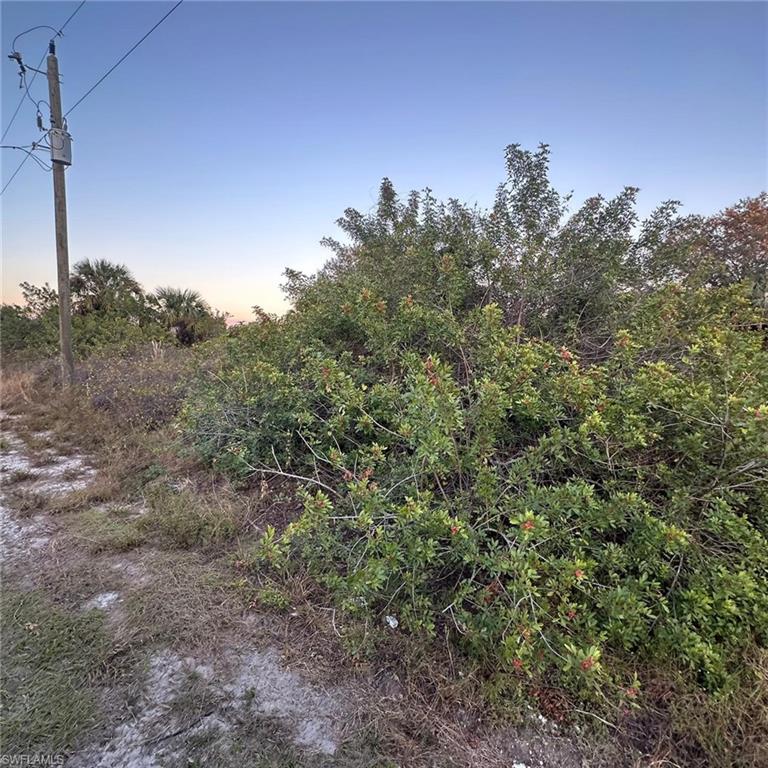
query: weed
[
  {"left": 4, "top": 486, "right": 49, "bottom": 515},
  {"left": 136, "top": 462, "right": 169, "bottom": 485},
  {"left": 0, "top": 588, "right": 111, "bottom": 755},
  {"left": 30, "top": 452, "right": 58, "bottom": 467},
  {"left": 255, "top": 585, "right": 292, "bottom": 611},
  {"left": 49, "top": 475, "right": 122, "bottom": 514},
  {"left": 139, "top": 482, "right": 237, "bottom": 549},
  {"left": 159, "top": 716, "right": 394, "bottom": 768},
  {"left": 75, "top": 508, "right": 146, "bottom": 554},
  {"left": 61, "top": 466, "right": 85, "bottom": 481},
  {"left": 3, "top": 467, "right": 36, "bottom": 485}
]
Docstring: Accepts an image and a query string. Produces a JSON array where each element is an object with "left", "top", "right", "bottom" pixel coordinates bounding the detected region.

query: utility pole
[{"left": 46, "top": 40, "right": 75, "bottom": 387}]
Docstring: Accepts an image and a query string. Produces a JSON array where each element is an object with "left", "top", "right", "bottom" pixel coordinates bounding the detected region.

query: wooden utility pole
[{"left": 46, "top": 41, "right": 75, "bottom": 387}]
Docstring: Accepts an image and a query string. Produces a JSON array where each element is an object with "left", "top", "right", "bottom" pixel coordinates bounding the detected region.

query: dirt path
[{"left": 0, "top": 415, "right": 589, "bottom": 768}]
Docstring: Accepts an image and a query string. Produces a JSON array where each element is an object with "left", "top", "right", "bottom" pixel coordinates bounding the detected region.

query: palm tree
[
  {"left": 153, "top": 287, "right": 211, "bottom": 346},
  {"left": 70, "top": 259, "right": 143, "bottom": 315}
]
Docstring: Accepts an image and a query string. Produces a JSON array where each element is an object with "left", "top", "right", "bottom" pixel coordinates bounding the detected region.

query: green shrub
[
  {"left": 184, "top": 282, "right": 767, "bottom": 698},
  {"left": 182, "top": 146, "right": 767, "bottom": 712}
]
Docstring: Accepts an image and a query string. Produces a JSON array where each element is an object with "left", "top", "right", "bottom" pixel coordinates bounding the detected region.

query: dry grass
[
  {"left": 648, "top": 653, "right": 768, "bottom": 768},
  {"left": 116, "top": 550, "right": 247, "bottom": 652},
  {"left": 3, "top": 467, "right": 37, "bottom": 485},
  {"left": 3, "top": 486, "right": 50, "bottom": 516},
  {"left": 74, "top": 508, "right": 146, "bottom": 554},
  {"left": 138, "top": 481, "right": 240, "bottom": 549},
  {"left": 0, "top": 366, "right": 37, "bottom": 410},
  {"left": 47, "top": 475, "right": 124, "bottom": 514}
]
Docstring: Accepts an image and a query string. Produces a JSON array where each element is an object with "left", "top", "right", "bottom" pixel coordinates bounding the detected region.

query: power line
[
  {"left": 20, "top": 71, "right": 49, "bottom": 121},
  {"left": 1, "top": 1, "right": 87, "bottom": 143},
  {"left": 0, "top": 143, "right": 36, "bottom": 149},
  {"left": 11, "top": 26, "right": 58, "bottom": 52},
  {"left": 1, "top": 151, "right": 33, "bottom": 195},
  {"left": 1, "top": 142, "right": 52, "bottom": 176},
  {"left": 65, "top": 0, "right": 184, "bottom": 118},
  {"left": 57, "top": 0, "right": 87, "bottom": 37},
  {"left": 0, "top": 51, "right": 46, "bottom": 143}
]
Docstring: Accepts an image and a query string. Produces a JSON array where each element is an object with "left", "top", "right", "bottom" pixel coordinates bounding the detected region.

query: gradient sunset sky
[{"left": 2, "top": 1, "right": 766, "bottom": 321}]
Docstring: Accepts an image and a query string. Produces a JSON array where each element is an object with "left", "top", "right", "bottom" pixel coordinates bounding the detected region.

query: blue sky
[{"left": 2, "top": 1, "right": 766, "bottom": 320}]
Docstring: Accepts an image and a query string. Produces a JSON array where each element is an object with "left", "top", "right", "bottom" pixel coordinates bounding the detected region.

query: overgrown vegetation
[
  {"left": 181, "top": 145, "right": 767, "bottom": 746},
  {"left": 3, "top": 143, "right": 766, "bottom": 766},
  {"left": 1, "top": 258, "right": 226, "bottom": 361}
]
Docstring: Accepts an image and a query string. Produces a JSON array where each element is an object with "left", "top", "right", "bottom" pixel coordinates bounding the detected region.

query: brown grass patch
[
  {"left": 116, "top": 550, "right": 246, "bottom": 651},
  {"left": 0, "top": 366, "right": 36, "bottom": 411},
  {"left": 73, "top": 508, "right": 146, "bottom": 555},
  {"left": 3, "top": 486, "right": 49, "bottom": 516},
  {"left": 2, "top": 468, "right": 37, "bottom": 485},
  {"left": 653, "top": 654, "right": 767, "bottom": 767},
  {"left": 48, "top": 475, "right": 123, "bottom": 515}
]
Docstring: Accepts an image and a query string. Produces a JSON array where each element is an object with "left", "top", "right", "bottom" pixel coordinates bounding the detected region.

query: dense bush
[
  {"left": 183, "top": 145, "right": 767, "bottom": 708},
  {"left": 82, "top": 343, "right": 218, "bottom": 429},
  {"left": 1, "top": 261, "right": 226, "bottom": 362},
  {"left": 1, "top": 301, "right": 166, "bottom": 362}
]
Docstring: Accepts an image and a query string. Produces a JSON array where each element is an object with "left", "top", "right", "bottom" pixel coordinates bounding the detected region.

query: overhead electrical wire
[
  {"left": 65, "top": 0, "right": 184, "bottom": 118},
  {"left": 1, "top": 151, "right": 33, "bottom": 195},
  {"left": 0, "top": 144, "right": 53, "bottom": 197},
  {"left": 1, "top": 143, "right": 52, "bottom": 172},
  {"left": 1, "top": 142, "right": 41, "bottom": 151},
  {"left": 56, "top": 0, "right": 88, "bottom": 37},
  {"left": 0, "top": 50, "right": 46, "bottom": 143},
  {"left": 11, "top": 25, "right": 58, "bottom": 52},
  {"left": 21, "top": 72, "right": 48, "bottom": 121},
  {"left": 2, "top": 0, "right": 186, "bottom": 196},
  {"left": 1, "top": 1, "right": 87, "bottom": 142}
]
